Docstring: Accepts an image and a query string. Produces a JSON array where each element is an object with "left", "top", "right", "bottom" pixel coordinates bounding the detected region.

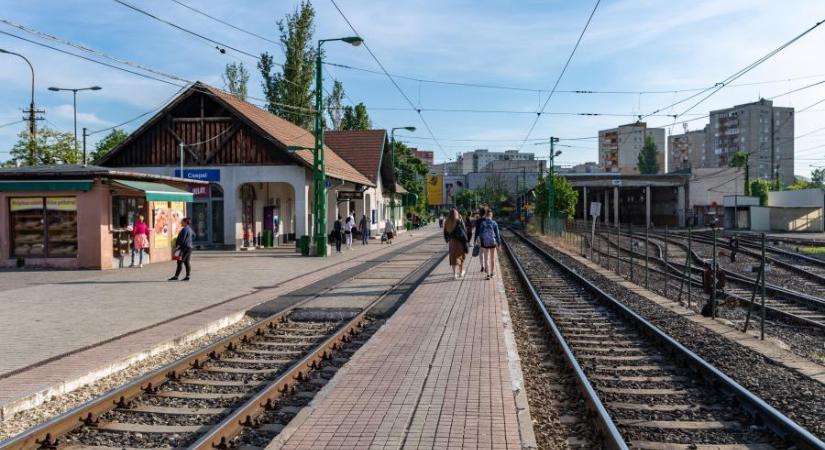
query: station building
[
  {"left": 0, "top": 165, "right": 201, "bottom": 269},
  {"left": 98, "top": 82, "right": 404, "bottom": 249}
]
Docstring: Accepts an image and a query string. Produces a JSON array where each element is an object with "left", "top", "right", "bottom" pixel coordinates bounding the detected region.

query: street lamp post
[
  {"left": 1, "top": 49, "right": 36, "bottom": 163},
  {"left": 390, "top": 126, "right": 416, "bottom": 227},
  {"left": 313, "top": 36, "right": 363, "bottom": 257},
  {"left": 547, "top": 137, "right": 561, "bottom": 234},
  {"left": 48, "top": 85, "right": 102, "bottom": 163}
]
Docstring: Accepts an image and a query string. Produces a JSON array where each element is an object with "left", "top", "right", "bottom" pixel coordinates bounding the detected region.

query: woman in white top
[
  {"left": 343, "top": 216, "right": 354, "bottom": 249},
  {"left": 384, "top": 220, "right": 396, "bottom": 244}
]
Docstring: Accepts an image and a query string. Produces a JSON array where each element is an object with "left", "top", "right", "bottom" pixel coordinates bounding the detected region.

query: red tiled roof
[
  {"left": 323, "top": 129, "right": 387, "bottom": 185},
  {"left": 200, "top": 84, "right": 373, "bottom": 186}
]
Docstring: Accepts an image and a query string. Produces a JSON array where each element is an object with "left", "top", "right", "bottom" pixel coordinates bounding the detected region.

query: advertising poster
[
  {"left": 426, "top": 175, "right": 443, "bottom": 206},
  {"left": 153, "top": 202, "right": 170, "bottom": 248},
  {"left": 46, "top": 197, "right": 77, "bottom": 211},
  {"left": 169, "top": 202, "right": 184, "bottom": 239}
]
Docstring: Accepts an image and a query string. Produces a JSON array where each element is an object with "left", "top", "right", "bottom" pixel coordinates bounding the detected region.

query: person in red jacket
[{"left": 130, "top": 215, "right": 150, "bottom": 268}]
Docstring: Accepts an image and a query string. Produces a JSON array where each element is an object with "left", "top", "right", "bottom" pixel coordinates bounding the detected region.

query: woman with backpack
[
  {"left": 443, "top": 208, "right": 469, "bottom": 279},
  {"left": 476, "top": 209, "right": 501, "bottom": 280}
]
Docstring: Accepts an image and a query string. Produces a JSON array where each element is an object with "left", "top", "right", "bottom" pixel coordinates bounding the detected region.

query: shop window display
[{"left": 10, "top": 197, "right": 78, "bottom": 258}]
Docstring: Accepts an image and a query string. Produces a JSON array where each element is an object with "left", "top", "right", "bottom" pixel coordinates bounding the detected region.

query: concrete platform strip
[{"left": 0, "top": 231, "right": 437, "bottom": 422}]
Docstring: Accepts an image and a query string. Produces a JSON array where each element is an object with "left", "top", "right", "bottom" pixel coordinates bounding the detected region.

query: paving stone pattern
[{"left": 276, "top": 256, "right": 522, "bottom": 450}]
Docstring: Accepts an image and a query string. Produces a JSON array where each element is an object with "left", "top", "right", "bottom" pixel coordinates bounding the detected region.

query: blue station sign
[{"left": 175, "top": 169, "right": 220, "bottom": 182}]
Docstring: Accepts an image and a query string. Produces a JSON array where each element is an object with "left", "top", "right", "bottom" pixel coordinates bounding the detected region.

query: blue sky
[{"left": 1, "top": 0, "right": 824, "bottom": 175}]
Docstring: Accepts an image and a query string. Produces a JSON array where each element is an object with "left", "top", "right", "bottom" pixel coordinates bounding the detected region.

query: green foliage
[
  {"left": 90, "top": 129, "right": 128, "bottom": 163},
  {"left": 533, "top": 174, "right": 578, "bottom": 220},
  {"left": 222, "top": 62, "right": 250, "bottom": 101},
  {"left": 5, "top": 128, "right": 80, "bottom": 166},
  {"left": 478, "top": 174, "right": 511, "bottom": 215},
  {"left": 729, "top": 151, "right": 750, "bottom": 195},
  {"left": 326, "top": 80, "right": 345, "bottom": 130},
  {"left": 392, "top": 141, "right": 428, "bottom": 215},
  {"left": 750, "top": 179, "right": 773, "bottom": 206},
  {"left": 258, "top": 0, "right": 316, "bottom": 128},
  {"left": 811, "top": 168, "right": 825, "bottom": 187},
  {"left": 341, "top": 103, "right": 371, "bottom": 130},
  {"left": 636, "top": 134, "right": 659, "bottom": 174},
  {"left": 787, "top": 176, "right": 811, "bottom": 191},
  {"left": 453, "top": 189, "right": 478, "bottom": 211}
]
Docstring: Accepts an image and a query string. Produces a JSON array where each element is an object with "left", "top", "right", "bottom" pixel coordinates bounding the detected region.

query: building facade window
[{"left": 11, "top": 196, "right": 78, "bottom": 258}]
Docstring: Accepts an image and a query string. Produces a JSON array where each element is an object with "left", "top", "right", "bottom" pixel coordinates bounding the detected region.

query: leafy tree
[
  {"left": 222, "top": 62, "right": 250, "bottom": 101},
  {"left": 5, "top": 128, "right": 80, "bottom": 166},
  {"left": 787, "top": 176, "right": 811, "bottom": 191},
  {"left": 811, "top": 168, "right": 825, "bottom": 187},
  {"left": 258, "top": 1, "right": 316, "bottom": 128},
  {"left": 326, "top": 80, "right": 345, "bottom": 130},
  {"left": 636, "top": 134, "right": 659, "bottom": 174},
  {"left": 750, "top": 179, "right": 773, "bottom": 206},
  {"left": 477, "top": 174, "right": 512, "bottom": 216},
  {"left": 729, "top": 151, "right": 750, "bottom": 195},
  {"left": 341, "top": 103, "right": 371, "bottom": 130},
  {"left": 533, "top": 174, "right": 578, "bottom": 221},
  {"left": 392, "top": 141, "right": 428, "bottom": 216},
  {"left": 90, "top": 129, "right": 128, "bottom": 163},
  {"left": 453, "top": 188, "right": 478, "bottom": 211}
]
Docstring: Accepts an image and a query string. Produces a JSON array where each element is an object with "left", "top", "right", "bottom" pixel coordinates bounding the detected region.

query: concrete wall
[
  {"left": 768, "top": 188, "right": 825, "bottom": 208},
  {"left": 770, "top": 207, "right": 823, "bottom": 232},
  {"left": 750, "top": 206, "right": 770, "bottom": 231}
]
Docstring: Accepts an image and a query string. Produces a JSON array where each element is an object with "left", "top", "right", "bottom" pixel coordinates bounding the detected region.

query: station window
[{"left": 10, "top": 197, "right": 78, "bottom": 258}]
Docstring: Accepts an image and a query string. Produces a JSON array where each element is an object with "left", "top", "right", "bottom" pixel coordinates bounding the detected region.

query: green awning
[
  {"left": 0, "top": 180, "right": 93, "bottom": 192},
  {"left": 113, "top": 179, "right": 193, "bottom": 202}
]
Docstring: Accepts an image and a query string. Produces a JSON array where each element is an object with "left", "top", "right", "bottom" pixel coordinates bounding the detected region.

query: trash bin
[
  {"left": 299, "top": 235, "right": 310, "bottom": 256},
  {"left": 262, "top": 230, "right": 273, "bottom": 248}
]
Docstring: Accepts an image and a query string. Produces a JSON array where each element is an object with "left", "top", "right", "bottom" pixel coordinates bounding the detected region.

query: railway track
[
  {"left": 0, "top": 244, "right": 440, "bottom": 450},
  {"left": 587, "top": 227, "right": 825, "bottom": 329},
  {"left": 505, "top": 229, "right": 825, "bottom": 449}
]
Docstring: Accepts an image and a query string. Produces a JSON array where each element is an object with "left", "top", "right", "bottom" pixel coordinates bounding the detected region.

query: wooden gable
[{"left": 99, "top": 90, "right": 294, "bottom": 167}]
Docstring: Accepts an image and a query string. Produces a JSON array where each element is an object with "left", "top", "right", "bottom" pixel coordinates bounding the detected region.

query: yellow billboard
[{"left": 426, "top": 175, "right": 443, "bottom": 205}]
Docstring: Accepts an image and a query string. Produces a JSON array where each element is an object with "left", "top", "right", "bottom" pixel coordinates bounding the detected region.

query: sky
[{"left": 1, "top": 0, "right": 824, "bottom": 176}]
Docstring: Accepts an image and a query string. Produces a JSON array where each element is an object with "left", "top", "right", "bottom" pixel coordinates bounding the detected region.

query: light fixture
[{"left": 340, "top": 36, "right": 364, "bottom": 46}]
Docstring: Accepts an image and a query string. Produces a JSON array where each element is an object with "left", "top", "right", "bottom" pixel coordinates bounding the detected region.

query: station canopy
[{"left": 112, "top": 179, "right": 194, "bottom": 202}]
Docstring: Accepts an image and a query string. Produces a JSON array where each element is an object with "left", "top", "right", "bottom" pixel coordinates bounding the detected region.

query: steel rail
[
  {"left": 189, "top": 250, "right": 446, "bottom": 449},
  {"left": 510, "top": 229, "right": 825, "bottom": 450},
  {"left": 591, "top": 232, "right": 825, "bottom": 329},
  {"left": 0, "top": 240, "right": 440, "bottom": 450},
  {"left": 502, "top": 236, "right": 627, "bottom": 450}
]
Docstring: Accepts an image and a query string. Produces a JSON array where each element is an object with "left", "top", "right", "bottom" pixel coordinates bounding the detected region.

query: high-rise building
[
  {"left": 706, "top": 98, "right": 793, "bottom": 185},
  {"left": 598, "top": 122, "right": 665, "bottom": 174},
  {"left": 668, "top": 126, "right": 708, "bottom": 172},
  {"left": 458, "top": 149, "right": 535, "bottom": 174}
]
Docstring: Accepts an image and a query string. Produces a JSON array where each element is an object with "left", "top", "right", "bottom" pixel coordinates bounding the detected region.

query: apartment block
[
  {"left": 706, "top": 98, "right": 794, "bottom": 186},
  {"left": 459, "top": 149, "right": 535, "bottom": 174},
  {"left": 598, "top": 122, "right": 665, "bottom": 174},
  {"left": 668, "top": 125, "right": 708, "bottom": 172}
]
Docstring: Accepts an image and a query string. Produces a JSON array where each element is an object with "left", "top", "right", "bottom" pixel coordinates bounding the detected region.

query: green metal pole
[
  {"left": 313, "top": 42, "right": 327, "bottom": 257},
  {"left": 390, "top": 129, "right": 396, "bottom": 226},
  {"left": 548, "top": 137, "right": 557, "bottom": 235}
]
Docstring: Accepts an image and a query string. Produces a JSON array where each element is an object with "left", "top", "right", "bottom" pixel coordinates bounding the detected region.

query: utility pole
[
  {"left": 547, "top": 137, "right": 560, "bottom": 234},
  {"left": 82, "top": 127, "right": 87, "bottom": 166}
]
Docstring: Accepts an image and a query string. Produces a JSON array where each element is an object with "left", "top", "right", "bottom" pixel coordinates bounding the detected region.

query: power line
[
  {"left": 168, "top": 0, "right": 285, "bottom": 50},
  {"left": 328, "top": 0, "right": 446, "bottom": 159},
  {"left": 88, "top": 85, "right": 189, "bottom": 136},
  {"left": 112, "top": 0, "right": 260, "bottom": 60},
  {"left": 0, "top": 119, "right": 25, "bottom": 129},
  {"left": 518, "top": 0, "right": 601, "bottom": 151},
  {"left": 643, "top": 18, "right": 825, "bottom": 120}
]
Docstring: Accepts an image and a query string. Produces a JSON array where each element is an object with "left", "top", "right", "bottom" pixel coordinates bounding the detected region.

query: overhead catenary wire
[
  {"left": 168, "top": 0, "right": 285, "bottom": 50},
  {"left": 518, "top": 0, "right": 600, "bottom": 151},
  {"left": 328, "top": 0, "right": 447, "bottom": 159}
]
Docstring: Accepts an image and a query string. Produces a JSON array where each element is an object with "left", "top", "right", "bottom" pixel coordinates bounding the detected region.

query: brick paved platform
[
  {"left": 270, "top": 254, "right": 531, "bottom": 450},
  {"left": 0, "top": 227, "right": 437, "bottom": 420}
]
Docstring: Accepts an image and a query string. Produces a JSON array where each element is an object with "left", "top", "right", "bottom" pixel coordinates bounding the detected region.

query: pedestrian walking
[
  {"left": 444, "top": 208, "right": 469, "bottom": 279},
  {"left": 359, "top": 214, "right": 369, "bottom": 245},
  {"left": 344, "top": 216, "right": 354, "bottom": 250},
  {"left": 464, "top": 212, "right": 474, "bottom": 243},
  {"left": 333, "top": 216, "right": 343, "bottom": 253},
  {"left": 475, "top": 209, "right": 487, "bottom": 273},
  {"left": 168, "top": 217, "right": 194, "bottom": 281},
  {"left": 476, "top": 209, "right": 501, "bottom": 280},
  {"left": 384, "top": 220, "right": 396, "bottom": 244},
  {"left": 130, "top": 214, "right": 149, "bottom": 268},
  {"left": 438, "top": 214, "right": 444, "bottom": 228}
]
